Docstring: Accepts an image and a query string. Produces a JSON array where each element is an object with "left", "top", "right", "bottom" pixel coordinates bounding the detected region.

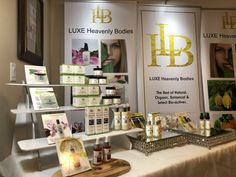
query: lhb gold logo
[
  {"left": 223, "top": 12, "right": 236, "bottom": 29},
  {"left": 92, "top": 6, "right": 112, "bottom": 23},
  {"left": 147, "top": 24, "right": 193, "bottom": 67}
]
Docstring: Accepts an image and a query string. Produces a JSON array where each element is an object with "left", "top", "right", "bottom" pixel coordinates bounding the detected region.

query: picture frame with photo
[
  {"left": 42, "top": 113, "right": 72, "bottom": 145},
  {"left": 29, "top": 87, "right": 59, "bottom": 110},
  {"left": 56, "top": 137, "right": 91, "bottom": 176},
  {"left": 24, "top": 65, "right": 49, "bottom": 84},
  {"left": 17, "top": 0, "right": 44, "bottom": 65}
]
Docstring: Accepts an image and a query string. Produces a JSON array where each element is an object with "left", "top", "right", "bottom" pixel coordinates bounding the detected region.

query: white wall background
[{"left": 0, "top": 0, "right": 236, "bottom": 163}]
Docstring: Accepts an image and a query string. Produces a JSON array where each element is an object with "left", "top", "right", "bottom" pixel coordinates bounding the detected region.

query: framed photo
[{"left": 17, "top": 0, "right": 43, "bottom": 65}]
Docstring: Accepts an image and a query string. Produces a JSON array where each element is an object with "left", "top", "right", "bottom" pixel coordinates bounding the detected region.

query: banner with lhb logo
[
  {"left": 64, "top": 2, "right": 137, "bottom": 113},
  {"left": 137, "top": 6, "right": 201, "bottom": 120},
  {"left": 201, "top": 10, "right": 236, "bottom": 123}
]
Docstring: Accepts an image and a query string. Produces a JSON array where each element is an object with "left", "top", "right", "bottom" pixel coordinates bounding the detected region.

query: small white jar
[
  {"left": 98, "top": 76, "right": 107, "bottom": 84},
  {"left": 88, "top": 76, "right": 99, "bottom": 85},
  {"left": 93, "top": 67, "right": 103, "bottom": 76},
  {"left": 106, "top": 87, "right": 116, "bottom": 96},
  {"left": 102, "top": 96, "right": 113, "bottom": 105},
  {"left": 113, "top": 96, "right": 121, "bottom": 104}
]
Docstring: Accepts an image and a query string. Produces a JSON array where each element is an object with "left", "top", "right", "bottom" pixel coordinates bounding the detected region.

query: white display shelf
[
  {"left": 6, "top": 83, "right": 72, "bottom": 87},
  {"left": 10, "top": 106, "right": 84, "bottom": 114},
  {"left": 6, "top": 83, "right": 108, "bottom": 87},
  {"left": 17, "top": 128, "right": 143, "bottom": 151}
]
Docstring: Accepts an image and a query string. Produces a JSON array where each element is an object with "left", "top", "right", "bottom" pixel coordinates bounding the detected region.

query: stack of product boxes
[
  {"left": 61, "top": 65, "right": 110, "bottom": 135},
  {"left": 85, "top": 106, "right": 110, "bottom": 135},
  {"left": 60, "top": 64, "right": 85, "bottom": 85}
]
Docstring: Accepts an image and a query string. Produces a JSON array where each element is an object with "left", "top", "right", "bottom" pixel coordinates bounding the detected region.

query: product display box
[
  {"left": 73, "top": 97, "right": 88, "bottom": 107},
  {"left": 103, "top": 106, "right": 110, "bottom": 133},
  {"left": 29, "top": 87, "right": 59, "bottom": 110},
  {"left": 56, "top": 137, "right": 91, "bottom": 176},
  {"left": 24, "top": 65, "right": 49, "bottom": 84},
  {"left": 41, "top": 113, "right": 72, "bottom": 144},
  {"left": 95, "top": 107, "right": 103, "bottom": 134},
  {"left": 85, "top": 107, "right": 95, "bottom": 135},
  {"left": 60, "top": 64, "right": 85, "bottom": 75}
]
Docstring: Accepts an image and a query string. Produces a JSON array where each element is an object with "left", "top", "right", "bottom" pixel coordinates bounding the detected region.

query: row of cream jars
[
  {"left": 88, "top": 75, "right": 107, "bottom": 85},
  {"left": 102, "top": 96, "right": 121, "bottom": 105}
]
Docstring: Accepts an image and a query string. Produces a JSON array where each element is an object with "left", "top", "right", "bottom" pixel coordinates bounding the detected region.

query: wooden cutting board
[{"left": 52, "top": 158, "right": 131, "bottom": 177}]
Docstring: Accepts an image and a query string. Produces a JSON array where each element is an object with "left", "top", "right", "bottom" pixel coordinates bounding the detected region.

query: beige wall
[
  {"left": 0, "top": 0, "right": 24, "bottom": 160},
  {"left": 0, "top": 0, "right": 236, "bottom": 161}
]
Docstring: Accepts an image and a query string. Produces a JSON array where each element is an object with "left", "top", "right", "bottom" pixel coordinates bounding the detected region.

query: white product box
[
  {"left": 85, "top": 107, "right": 95, "bottom": 118},
  {"left": 103, "top": 106, "right": 109, "bottom": 117},
  {"left": 85, "top": 107, "right": 95, "bottom": 135},
  {"left": 103, "top": 117, "right": 109, "bottom": 133},
  {"left": 60, "top": 75, "right": 73, "bottom": 84},
  {"left": 60, "top": 64, "right": 74, "bottom": 74},
  {"left": 88, "top": 96, "right": 100, "bottom": 106},
  {"left": 72, "top": 97, "right": 88, "bottom": 107},
  {"left": 103, "top": 106, "right": 110, "bottom": 133},
  {"left": 74, "top": 75, "right": 85, "bottom": 84},
  {"left": 95, "top": 117, "right": 103, "bottom": 134},
  {"left": 73, "top": 65, "right": 85, "bottom": 75},
  {"left": 87, "top": 86, "right": 100, "bottom": 95},
  {"left": 95, "top": 107, "right": 103, "bottom": 134},
  {"left": 72, "top": 86, "right": 88, "bottom": 96}
]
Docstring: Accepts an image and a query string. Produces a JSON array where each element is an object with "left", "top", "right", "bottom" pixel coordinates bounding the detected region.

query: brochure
[
  {"left": 29, "top": 87, "right": 59, "bottom": 110},
  {"left": 56, "top": 137, "right": 91, "bottom": 176},
  {"left": 41, "top": 113, "right": 72, "bottom": 145},
  {"left": 24, "top": 65, "right": 49, "bottom": 84}
]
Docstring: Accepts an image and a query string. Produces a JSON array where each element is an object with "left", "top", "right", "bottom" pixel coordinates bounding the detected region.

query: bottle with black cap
[
  {"left": 199, "top": 112, "right": 205, "bottom": 130},
  {"left": 205, "top": 112, "right": 211, "bottom": 130},
  {"left": 56, "top": 119, "right": 64, "bottom": 138},
  {"left": 83, "top": 43, "right": 90, "bottom": 65}
]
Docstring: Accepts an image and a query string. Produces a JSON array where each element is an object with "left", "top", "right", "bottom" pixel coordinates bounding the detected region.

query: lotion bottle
[
  {"left": 113, "top": 107, "right": 121, "bottom": 130},
  {"left": 199, "top": 113, "right": 205, "bottom": 130},
  {"left": 145, "top": 120, "right": 153, "bottom": 138},
  {"left": 121, "top": 106, "right": 129, "bottom": 130},
  {"left": 153, "top": 116, "right": 161, "bottom": 138},
  {"left": 83, "top": 43, "right": 90, "bottom": 65},
  {"left": 205, "top": 112, "right": 211, "bottom": 130},
  {"left": 56, "top": 119, "right": 64, "bottom": 138}
]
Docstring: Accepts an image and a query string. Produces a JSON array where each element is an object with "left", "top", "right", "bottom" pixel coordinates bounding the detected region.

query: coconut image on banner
[{"left": 138, "top": 6, "right": 201, "bottom": 119}]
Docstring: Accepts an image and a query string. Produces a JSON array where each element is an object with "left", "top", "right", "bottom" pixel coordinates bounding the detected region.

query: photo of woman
[
  {"left": 101, "top": 39, "right": 128, "bottom": 73},
  {"left": 210, "top": 43, "right": 234, "bottom": 78}
]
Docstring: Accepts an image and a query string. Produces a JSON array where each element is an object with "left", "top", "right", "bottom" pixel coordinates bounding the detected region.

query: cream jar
[
  {"left": 105, "top": 87, "right": 116, "bottom": 96},
  {"left": 98, "top": 76, "right": 107, "bottom": 84},
  {"left": 93, "top": 67, "right": 103, "bottom": 76},
  {"left": 102, "top": 96, "right": 113, "bottom": 105},
  {"left": 88, "top": 76, "right": 99, "bottom": 85},
  {"left": 112, "top": 96, "right": 121, "bottom": 104}
]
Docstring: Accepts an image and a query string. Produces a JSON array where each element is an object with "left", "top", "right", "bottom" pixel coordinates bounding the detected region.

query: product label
[
  {"left": 114, "top": 112, "right": 121, "bottom": 130},
  {"left": 121, "top": 112, "right": 128, "bottom": 130},
  {"left": 93, "top": 150, "right": 102, "bottom": 164},
  {"left": 103, "top": 148, "right": 111, "bottom": 162},
  {"left": 145, "top": 126, "right": 153, "bottom": 137},
  {"left": 153, "top": 125, "right": 160, "bottom": 137}
]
